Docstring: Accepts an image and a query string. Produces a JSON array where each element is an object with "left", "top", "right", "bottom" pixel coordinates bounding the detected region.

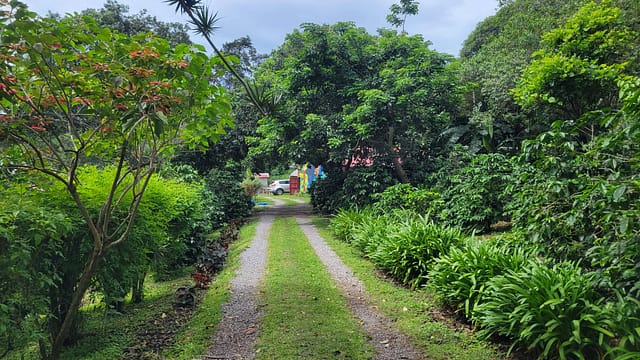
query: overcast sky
[{"left": 22, "top": 0, "right": 498, "bottom": 57}]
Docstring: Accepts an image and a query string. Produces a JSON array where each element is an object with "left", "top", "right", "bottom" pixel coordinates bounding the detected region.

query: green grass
[
  {"left": 7, "top": 219, "right": 260, "bottom": 360},
  {"left": 256, "top": 217, "right": 374, "bottom": 359},
  {"left": 165, "top": 217, "right": 259, "bottom": 359},
  {"left": 254, "top": 194, "right": 275, "bottom": 205},
  {"left": 283, "top": 192, "right": 311, "bottom": 204},
  {"left": 7, "top": 275, "right": 192, "bottom": 360},
  {"left": 256, "top": 193, "right": 310, "bottom": 206},
  {"left": 311, "top": 216, "right": 507, "bottom": 360}
]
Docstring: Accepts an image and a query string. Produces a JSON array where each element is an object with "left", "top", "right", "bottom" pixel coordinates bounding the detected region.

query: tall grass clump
[
  {"left": 331, "top": 207, "right": 375, "bottom": 243},
  {"left": 331, "top": 208, "right": 463, "bottom": 289},
  {"left": 369, "top": 215, "right": 465, "bottom": 289},
  {"left": 428, "top": 235, "right": 536, "bottom": 319},
  {"left": 348, "top": 209, "right": 416, "bottom": 255},
  {"left": 474, "top": 261, "right": 613, "bottom": 359}
]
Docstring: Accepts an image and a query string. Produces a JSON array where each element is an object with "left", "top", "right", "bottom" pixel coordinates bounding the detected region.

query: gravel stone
[
  {"left": 296, "top": 216, "right": 425, "bottom": 360},
  {"left": 202, "top": 214, "right": 273, "bottom": 360},
  {"left": 201, "top": 203, "right": 423, "bottom": 359}
]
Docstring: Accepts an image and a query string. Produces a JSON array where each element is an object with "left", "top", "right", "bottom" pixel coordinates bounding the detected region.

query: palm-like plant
[{"left": 165, "top": 0, "right": 267, "bottom": 115}]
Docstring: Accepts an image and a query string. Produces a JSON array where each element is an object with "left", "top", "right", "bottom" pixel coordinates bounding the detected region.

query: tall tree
[
  {"left": 173, "top": 36, "right": 267, "bottom": 174},
  {"left": 221, "top": 36, "right": 267, "bottom": 85},
  {"left": 76, "top": 0, "right": 191, "bottom": 47},
  {"left": 342, "top": 30, "right": 459, "bottom": 183},
  {"left": 458, "top": 0, "right": 588, "bottom": 153},
  {"left": 248, "top": 22, "right": 377, "bottom": 170},
  {"left": 0, "top": 3, "right": 231, "bottom": 357},
  {"left": 513, "top": 0, "right": 639, "bottom": 122},
  {"left": 386, "top": 0, "right": 420, "bottom": 33},
  {"left": 250, "top": 22, "right": 459, "bottom": 186}
]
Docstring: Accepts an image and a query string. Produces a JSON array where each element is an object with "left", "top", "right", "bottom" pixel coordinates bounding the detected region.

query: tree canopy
[{"left": 0, "top": 2, "right": 231, "bottom": 357}]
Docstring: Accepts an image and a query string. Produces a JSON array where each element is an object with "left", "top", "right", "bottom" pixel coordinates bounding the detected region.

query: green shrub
[
  {"left": 310, "top": 163, "right": 397, "bottom": 214},
  {"left": 0, "top": 189, "right": 73, "bottom": 355},
  {"left": 436, "top": 153, "right": 517, "bottom": 233},
  {"left": 0, "top": 165, "right": 214, "bottom": 351},
  {"left": 474, "top": 261, "right": 612, "bottom": 359},
  {"left": 508, "top": 78, "right": 640, "bottom": 297},
  {"left": 333, "top": 208, "right": 464, "bottom": 289},
  {"left": 370, "top": 216, "right": 465, "bottom": 289},
  {"left": 350, "top": 211, "right": 398, "bottom": 255},
  {"left": 372, "top": 183, "right": 440, "bottom": 215},
  {"left": 330, "top": 207, "right": 375, "bottom": 243},
  {"left": 428, "top": 235, "right": 536, "bottom": 319},
  {"left": 203, "top": 168, "right": 252, "bottom": 228}
]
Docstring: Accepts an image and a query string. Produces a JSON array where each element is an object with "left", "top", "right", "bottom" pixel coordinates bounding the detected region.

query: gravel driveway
[{"left": 201, "top": 202, "right": 422, "bottom": 360}]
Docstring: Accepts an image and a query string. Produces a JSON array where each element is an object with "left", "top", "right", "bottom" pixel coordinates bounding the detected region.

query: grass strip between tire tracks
[
  {"left": 311, "top": 216, "right": 507, "bottom": 360},
  {"left": 256, "top": 217, "right": 374, "bottom": 359}
]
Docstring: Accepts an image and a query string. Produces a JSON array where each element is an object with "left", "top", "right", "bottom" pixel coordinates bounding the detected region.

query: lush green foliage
[
  {"left": 371, "top": 216, "right": 465, "bottom": 289},
  {"left": 459, "top": 0, "right": 588, "bottom": 152},
  {"left": 332, "top": 208, "right": 464, "bottom": 289},
  {"left": 513, "top": 0, "right": 638, "bottom": 120},
  {"left": 78, "top": 0, "right": 191, "bottom": 46},
  {"left": 0, "top": 167, "right": 211, "bottom": 356},
  {"left": 432, "top": 152, "right": 516, "bottom": 232},
  {"left": 310, "top": 163, "right": 397, "bottom": 214},
  {"left": 474, "top": 261, "right": 613, "bottom": 359},
  {"left": 371, "top": 183, "right": 439, "bottom": 215},
  {"left": 330, "top": 207, "right": 376, "bottom": 243},
  {"left": 252, "top": 21, "right": 460, "bottom": 209},
  {"left": 428, "top": 235, "right": 535, "bottom": 318},
  {"left": 203, "top": 168, "right": 252, "bottom": 229},
  {"left": 0, "top": 187, "right": 73, "bottom": 355},
  {"left": 0, "top": 2, "right": 232, "bottom": 355},
  {"left": 510, "top": 77, "right": 640, "bottom": 297}
]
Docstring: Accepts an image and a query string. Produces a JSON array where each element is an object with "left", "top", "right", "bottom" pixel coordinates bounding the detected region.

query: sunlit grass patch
[{"left": 256, "top": 217, "right": 373, "bottom": 359}]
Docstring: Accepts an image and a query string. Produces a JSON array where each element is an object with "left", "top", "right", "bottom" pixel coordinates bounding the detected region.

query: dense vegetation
[
  {"left": 327, "top": 1, "right": 640, "bottom": 358},
  {"left": 1, "top": 0, "right": 639, "bottom": 358}
]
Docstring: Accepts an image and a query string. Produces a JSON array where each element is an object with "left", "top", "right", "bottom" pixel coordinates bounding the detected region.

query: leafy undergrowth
[
  {"left": 6, "top": 219, "right": 259, "bottom": 360},
  {"left": 311, "top": 216, "right": 511, "bottom": 360},
  {"left": 256, "top": 217, "right": 374, "bottom": 359},
  {"left": 7, "top": 273, "right": 198, "bottom": 360}
]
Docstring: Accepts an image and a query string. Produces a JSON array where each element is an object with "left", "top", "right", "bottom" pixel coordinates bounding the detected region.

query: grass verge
[
  {"left": 164, "top": 217, "right": 259, "bottom": 359},
  {"left": 7, "top": 219, "right": 259, "bottom": 360},
  {"left": 7, "top": 275, "right": 192, "bottom": 360},
  {"left": 254, "top": 195, "right": 275, "bottom": 205},
  {"left": 311, "top": 216, "right": 507, "bottom": 360},
  {"left": 256, "top": 217, "right": 374, "bottom": 359}
]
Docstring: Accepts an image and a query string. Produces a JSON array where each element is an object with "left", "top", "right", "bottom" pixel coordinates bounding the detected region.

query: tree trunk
[
  {"left": 392, "top": 156, "right": 410, "bottom": 184},
  {"left": 49, "top": 245, "right": 102, "bottom": 359},
  {"left": 387, "top": 126, "right": 409, "bottom": 184},
  {"left": 131, "top": 272, "right": 146, "bottom": 303}
]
